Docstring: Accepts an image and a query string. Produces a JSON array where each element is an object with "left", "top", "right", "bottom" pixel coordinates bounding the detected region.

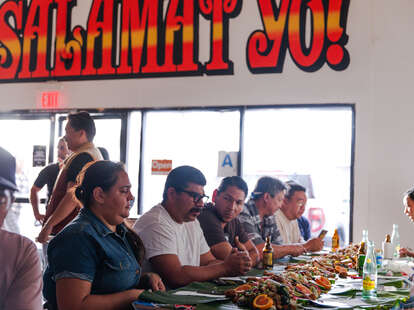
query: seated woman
[
  {"left": 43, "top": 160, "right": 165, "bottom": 310},
  {"left": 400, "top": 188, "right": 414, "bottom": 258}
]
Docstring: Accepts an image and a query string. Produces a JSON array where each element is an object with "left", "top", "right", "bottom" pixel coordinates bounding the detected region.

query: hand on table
[
  {"left": 304, "top": 237, "right": 324, "bottom": 252},
  {"left": 145, "top": 272, "right": 166, "bottom": 291},
  {"left": 225, "top": 247, "right": 252, "bottom": 276},
  {"left": 399, "top": 247, "right": 414, "bottom": 258}
]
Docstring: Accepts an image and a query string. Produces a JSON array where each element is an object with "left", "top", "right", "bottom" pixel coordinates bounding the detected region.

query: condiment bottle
[
  {"left": 263, "top": 236, "right": 273, "bottom": 270},
  {"left": 332, "top": 229, "right": 339, "bottom": 252}
]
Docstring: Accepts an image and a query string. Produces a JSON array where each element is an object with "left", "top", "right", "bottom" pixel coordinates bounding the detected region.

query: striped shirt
[{"left": 238, "top": 199, "right": 283, "bottom": 246}]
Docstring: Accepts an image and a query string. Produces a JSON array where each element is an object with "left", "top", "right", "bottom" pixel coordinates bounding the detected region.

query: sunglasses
[{"left": 176, "top": 188, "right": 209, "bottom": 204}]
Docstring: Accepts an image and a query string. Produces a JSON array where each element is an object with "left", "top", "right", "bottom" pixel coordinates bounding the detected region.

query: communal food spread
[{"left": 224, "top": 244, "right": 376, "bottom": 310}]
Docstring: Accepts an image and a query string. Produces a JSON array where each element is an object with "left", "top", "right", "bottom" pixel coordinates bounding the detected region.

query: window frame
[{"left": 0, "top": 104, "right": 355, "bottom": 241}]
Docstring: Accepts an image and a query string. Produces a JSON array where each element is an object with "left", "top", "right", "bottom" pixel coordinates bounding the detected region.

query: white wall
[{"left": 0, "top": 0, "right": 413, "bottom": 247}]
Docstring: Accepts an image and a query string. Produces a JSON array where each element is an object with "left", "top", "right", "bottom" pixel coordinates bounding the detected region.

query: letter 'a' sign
[
  {"left": 152, "top": 160, "right": 172, "bottom": 175},
  {"left": 218, "top": 151, "right": 238, "bottom": 177}
]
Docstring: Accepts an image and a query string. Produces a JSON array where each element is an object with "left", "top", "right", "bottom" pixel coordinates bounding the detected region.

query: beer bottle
[
  {"left": 332, "top": 229, "right": 339, "bottom": 251},
  {"left": 383, "top": 234, "right": 392, "bottom": 259},
  {"left": 385, "top": 234, "right": 391, "bottom": 243},
  {"left": 263, "top": 236, "right": 273, "bottom": 270}
]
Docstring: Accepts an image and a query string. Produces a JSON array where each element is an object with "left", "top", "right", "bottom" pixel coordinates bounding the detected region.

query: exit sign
[{"left": 39, "top": 91, "right": 61, "bottom": 109}]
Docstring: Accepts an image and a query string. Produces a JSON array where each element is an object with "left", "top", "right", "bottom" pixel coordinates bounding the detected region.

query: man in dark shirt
[
  {"left": 37, "top": 112, "right": 102, "bottom": 243},
  {"left": 30, "top": 138, "right": 70, "bottom": 224},
  {"left": 198, "top": 176, "right": 259, "bottom": 266},
  {"left": 298, "top": 216, "right": 311, "bottom": 241}
]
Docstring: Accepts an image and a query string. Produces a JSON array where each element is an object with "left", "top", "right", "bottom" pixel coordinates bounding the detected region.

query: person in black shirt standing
[{"left": 30, "top": 138, "right": 70, "bottom": 224}]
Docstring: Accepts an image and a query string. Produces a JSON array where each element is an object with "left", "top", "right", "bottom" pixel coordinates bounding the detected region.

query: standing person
[
  {"left": 275, "top": 181, "right": 323, "bottom": 249},
  {"left": 133, "top": 166, "right": 252, "bottom": 288},
  {"left": 30, "top": 137, "right": 70, "bottom": 225},
  {"left": 43, "top": 161, "right": 165, "bottom": 310},
  {"left": 0, "top": 147, "right": 42, "bottom": 310},
  {"left": 238, "top": 177, "right": 322, "bottom": 259},
  {"left": 37, "top": 111, "right": 103, "bottom": 243},
  {"left": 198, "top": 176, "right": 260, "bottom": 265}
]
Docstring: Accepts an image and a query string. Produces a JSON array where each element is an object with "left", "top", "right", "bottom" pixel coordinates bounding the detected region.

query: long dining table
[{"left": 132, "top": 255, "right": 414, "bottom": 310}]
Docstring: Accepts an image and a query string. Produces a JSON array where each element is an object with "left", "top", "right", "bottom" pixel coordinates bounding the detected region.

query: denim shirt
[{"left": 43, "top": 207, "right": 141, "bottom": 309}]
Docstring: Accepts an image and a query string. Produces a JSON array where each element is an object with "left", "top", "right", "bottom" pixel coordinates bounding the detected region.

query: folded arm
[{"left": 56, "top": 278, "right": 142, "bottom": 310}]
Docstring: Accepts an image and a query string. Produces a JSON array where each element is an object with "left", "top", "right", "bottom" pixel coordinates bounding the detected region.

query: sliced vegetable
[
  {"left": 315, "top": 276, "right": 331, "bottom": 290},
  {"left": 252, "top": 294, "right": 274, "bottom": 310}
]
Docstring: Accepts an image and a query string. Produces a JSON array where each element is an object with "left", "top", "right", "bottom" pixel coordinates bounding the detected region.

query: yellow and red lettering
[
  {"left": 247, "top": 0, "right": 349, "bottom": 73},
  {"left": 82, "top": 0, "right": 116, "bottom": 76},
  {"left": 326, "top": 0, "right": 349, "bottom": 70},
  {"left": 163, "top": 0, "right": 199, "bottom": 72},
  {"left": 118, "top": 0, "right": 160, "bottom": 74},
  {"left": 53, "top": 0, "right": 83, "bottom": 77},
  {"left": 199, "top": 0, "right": 241, "bottom": 74},
  {"left": 0, "top": 1, "right": 23, "bottom": 80},
  {"left": 288, "top": 0, "right": 325, "bottom": 71},
  {"left": 247, "top": 0, "right": 290, "bottom": 73},
  {"left": 140, "top": 0, "right": 175, "bottom": 74},
  {"left": 18, "top": 0, "right": 53, "bottom": 79}
]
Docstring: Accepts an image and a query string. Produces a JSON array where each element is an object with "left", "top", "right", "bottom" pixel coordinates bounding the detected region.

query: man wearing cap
[
  {"left": 133, "top": 166, "right": 252, "bottom": 288},
  {"left": 0, "top": 147, "right": 43, "bottom": 309},
  {"left": 238, "top": 177, "right": 323, "bottom": 259},
  {"left": 37, "top": 111, "right": 103, "bottom": 243}
]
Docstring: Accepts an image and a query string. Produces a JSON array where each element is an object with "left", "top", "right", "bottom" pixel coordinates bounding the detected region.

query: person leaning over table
[
  {"left": 399, "top": 187, "right": 414, "bottom": 258},
  {"left": 133, "top": 166, "right": 252, "bottom": 289},
  {"left": 43, "top": 161, "right": 165, "bottom": 310},
  {"left": 275, "top": 180, "right": 323, "bottom": 251},
  {"left": 238, "top": 177, "right": 323, "bottom": 260},
  {"left": 198, "top": 176, "right": 260, "bottom": 266}
]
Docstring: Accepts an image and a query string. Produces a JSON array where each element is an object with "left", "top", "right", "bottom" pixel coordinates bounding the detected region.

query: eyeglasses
[{"left": 176, "top": 188, "right": 209, "bottom": 204}]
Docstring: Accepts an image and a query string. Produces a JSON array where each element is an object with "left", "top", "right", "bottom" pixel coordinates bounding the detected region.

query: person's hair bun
[{"left": 75, "top": 185, "right": 86, "bottom": 202}]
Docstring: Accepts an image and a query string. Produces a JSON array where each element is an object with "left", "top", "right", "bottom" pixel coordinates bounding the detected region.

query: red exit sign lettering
[{"left": 40, "top": 91, "right": 61, "bottom": 109}]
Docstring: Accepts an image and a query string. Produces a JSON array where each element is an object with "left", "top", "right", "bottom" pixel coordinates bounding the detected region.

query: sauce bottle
[
  {"left": 263, "top": 236, "right": 273, "bottom": 270},
  {"left": 332, "top": 229, "right": 339, "bottom": 252}
]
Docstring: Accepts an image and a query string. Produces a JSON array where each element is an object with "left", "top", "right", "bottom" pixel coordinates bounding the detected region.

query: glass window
[
  {"left": 126, "top": 111, "right": 141, "bottom": 216},
  {"left": 140, "top": 110, "right": 240, "bottom": 213},
  {"left": 0, "top": 118, "right": 51, "bottom": 245},
  {"left": 60, "top": 117, "right": 122, "bottom": 162},
  {"left": 242, "top": 107, "right": 353, "bottom": 245}
]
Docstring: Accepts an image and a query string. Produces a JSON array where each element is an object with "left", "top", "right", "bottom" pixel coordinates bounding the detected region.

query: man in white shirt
[
  {"left": 133, "top": 166, "right": 251, "bottom": 288},
  {"left": 275, "top": 181, "right": 323, "bottom": 252}
]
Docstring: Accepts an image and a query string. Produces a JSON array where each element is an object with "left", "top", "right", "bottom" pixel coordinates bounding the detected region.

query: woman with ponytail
[{"left": 43, "top": 160, "right": 165, "bottom": 310}]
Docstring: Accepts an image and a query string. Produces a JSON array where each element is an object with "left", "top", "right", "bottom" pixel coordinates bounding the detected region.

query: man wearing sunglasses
[
  {"left": 0, "top": 147, "right": 42, "bottom": 309},
  {"left": 133, "top": 166, "right": 252, "bottom": 288},
  {"left": 275, "top": 181, "right": 322, "bottom": 251}
]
